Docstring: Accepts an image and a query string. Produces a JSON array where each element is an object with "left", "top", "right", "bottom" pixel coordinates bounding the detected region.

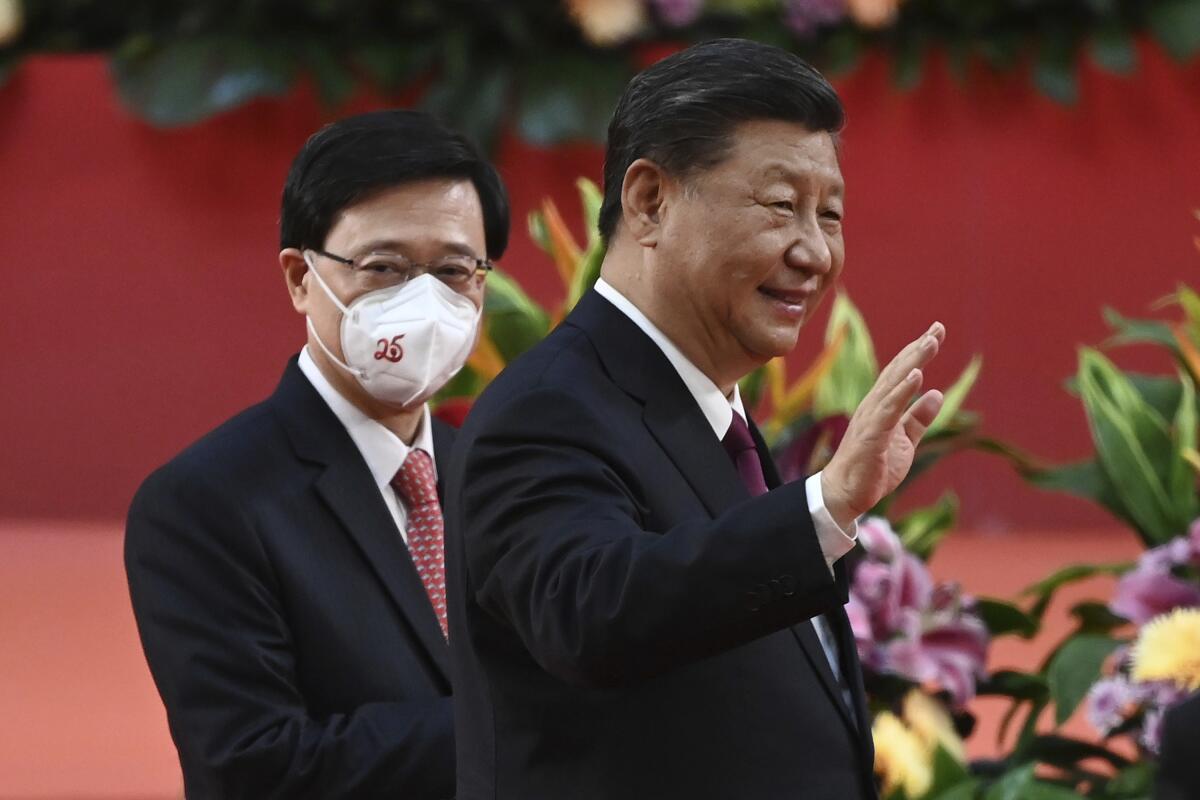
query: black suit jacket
[
  {"left": 126, "top": 358, "right": 456, "bottom": 799},
  {"left": 444, "top": 291, "right": 877, "bottom": 799},
  {"left": 1156, "top": 691, "right": 1200, "bottom": 800}
]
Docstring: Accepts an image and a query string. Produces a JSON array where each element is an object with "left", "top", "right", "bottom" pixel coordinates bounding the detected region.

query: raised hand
[{"left": 820, "top": 322, "right": 947, "bottom": 529}]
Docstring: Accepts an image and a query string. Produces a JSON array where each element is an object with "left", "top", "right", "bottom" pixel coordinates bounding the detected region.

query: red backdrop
[{"left": 2, "top": 46, "right": 1198, "bottom": 530}]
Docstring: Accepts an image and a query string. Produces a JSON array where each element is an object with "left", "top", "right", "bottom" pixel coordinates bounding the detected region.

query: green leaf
[
  {"left": 822, "top": 27, "right": 863, "bottom": 76},
  {"left": 927, "top": 355, "right": 982, "bottom": 437},
  {"left": 1046, "top": 634, "right": 1123, "bottom": 725},
  {"left": 1079, "top": 348, "right": 1181, "bottom": 543},
  {"left": 978, "top": 670, "right": 1048, "bottom": 702},
  {"left": 1148, "top": 0, "right": 1200, "bottom": 60},
  {"left": 1020, "top": 562, "right": 1131, "bottom": 623},
  {"left": 355, "top": 42, "right": 437, "bottom": 91},
  {"left": 1024, "top": 733, "right": 1131, "bottom": 770},
  {"left": 1026, "top": 460, "right": 1133, "bottom": 527},
  {"left": 894, "top": 493, "right": 958, "bottom": 560},
  {"left": 1103, "top": 308, "right": 1179, "bottom": 350},
  {"left": 984, "top": 764, "right": 1036, "bottom": 800},
  {"left": 927, "top": 743, "right": 972, "bottom": 798},
  {"left": 301, "top": 42, "right": 356, "bottom": 107},
  {"left": 814, "top": 293, "right": 877, "bottom": 418},
  {"left": 483, "top": 269, "right": 550, "bottom": 363},
  {"left": 1069, "top": 600, "right": 1127, "bottom": 635},
  {"left": 739, "top": 366, "right": 769, "bottom": 416},
  {"left": 931, "top": 780, "right": 981, "bottom": 800},
  {"left": 976, "top": 599, "right": 1038, "bottom": 639},
  {"left": 1090, "top": 24, "right": 1137, "bottom": 74},
  {"left": 892, "top": 35, "right": 924, "bottom": 90},
  {"left": 565, "top": 180, "right": 606, "bottom": 311},
  {"left": 516, "top": 55, "right": 631, "bottom": 145},
  {"left": 422, "top": 59, "right": 511, "bottom": 153},
  {"left": 111, "top": 36, "right": 296, "bottom": 126},
  {"left": 1033, "top": 34, "right": 1079, "bottom": 105},
  {"left": 1169, "top": 371, "right": 1200, "bottom": 521},
  {"left": 1105, "top": 761, "right": 1154, "bottom": 796}
]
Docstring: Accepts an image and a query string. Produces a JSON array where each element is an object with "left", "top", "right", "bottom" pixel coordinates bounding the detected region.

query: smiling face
[{"left": 634, "top": 119, "right": 845, "bottom": 388}]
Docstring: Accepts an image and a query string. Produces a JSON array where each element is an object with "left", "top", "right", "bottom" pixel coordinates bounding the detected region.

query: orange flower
[
  {"left": 846, "top": 0, "right": 902, "bottom": 28},
  {"left": 565, "top": 0, "right": 647, "bottom": 46}
]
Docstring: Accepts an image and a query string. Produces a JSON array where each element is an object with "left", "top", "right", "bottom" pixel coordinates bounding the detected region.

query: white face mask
[{"left": 304, "top": 251, "right": 482, "bottom": 408}]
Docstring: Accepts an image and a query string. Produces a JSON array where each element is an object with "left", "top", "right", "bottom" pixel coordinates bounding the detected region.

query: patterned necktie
[
  {"left": 391, "top": 449, "right": 448, "bottom": 639},
  {"left": 721, "top": 412, "right": 851, "bottom": 709}
]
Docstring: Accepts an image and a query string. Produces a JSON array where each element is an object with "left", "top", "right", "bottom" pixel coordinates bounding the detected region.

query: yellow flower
[
  {"left": 0, "top": 0, "right": 22, "bottom": 47},
  {"left": 903, "top": 689, "right": 966, "bottom": 764},
  {"left": 873, "top": 710, "right": 932, "bottom": 798},
  {"left": 565, "top": 0, "right": 647, "bottom": 46},
  {"left": 846, "top": 0, "right": 902, "bottom": 28},
  {"left": 1132, "top": 607, "right": 1200, "bottom": 691}
]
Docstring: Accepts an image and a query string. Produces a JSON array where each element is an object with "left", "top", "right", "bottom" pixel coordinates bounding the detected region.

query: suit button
[
  {"left": 775, "top": 574, "right": 797, "bottom": 597},
  {"left": 744, "top": 584, "right": 771, "bottom": 611}
]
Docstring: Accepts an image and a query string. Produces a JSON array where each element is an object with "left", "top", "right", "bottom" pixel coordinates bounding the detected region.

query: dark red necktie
[
  {"left": 391, "top": 450, "right": 448, "bottom": 639},
  {"left": 721, "top": 413, "right": 769, "bottom": 497}
]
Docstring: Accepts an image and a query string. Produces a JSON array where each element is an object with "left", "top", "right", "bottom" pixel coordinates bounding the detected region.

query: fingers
[
  {"left": 873, "top": 322, "right": 945, "bottom": 402},
  {"left": 902, "top": 389, "right": 945, "bottom": 445}
]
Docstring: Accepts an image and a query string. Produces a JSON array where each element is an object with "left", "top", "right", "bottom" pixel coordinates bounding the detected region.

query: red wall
[{"left": 2, "top": 47, "right": 1198, "bottom": 530}]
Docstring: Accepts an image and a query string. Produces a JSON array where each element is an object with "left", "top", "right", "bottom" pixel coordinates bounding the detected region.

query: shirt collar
[
  {"left": 298, "top": 347, "right": 436, "bottom": 488},
  {"left": 593, "top": 278, "right": 745, "bottom": 439}
]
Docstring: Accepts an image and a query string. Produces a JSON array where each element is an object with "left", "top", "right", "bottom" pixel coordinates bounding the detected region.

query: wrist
[{"left": 820, "top": 470, "right": 858, "bottom": 532}]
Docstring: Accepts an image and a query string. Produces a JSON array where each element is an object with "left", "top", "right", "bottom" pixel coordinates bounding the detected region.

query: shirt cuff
[{"left": 805, "top": 471, "right": 858, "bottom": 572}]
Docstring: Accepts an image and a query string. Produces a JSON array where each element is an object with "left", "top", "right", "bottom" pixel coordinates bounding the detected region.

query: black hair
[
  {"left": 281, "top": 109, "right": 509, "bottom": 258},
  {"left": 599, "top": 38, "right": 844, "bottom": 243}
]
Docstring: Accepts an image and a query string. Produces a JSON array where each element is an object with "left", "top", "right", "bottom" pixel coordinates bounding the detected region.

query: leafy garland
[{"left": 1, "top": 0, "right": 1198, "bottom": 148}]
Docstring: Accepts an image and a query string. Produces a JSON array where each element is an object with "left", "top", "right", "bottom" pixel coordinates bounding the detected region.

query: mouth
[{"left": 757, "top": 286, "right": 813, "bottom": 320}]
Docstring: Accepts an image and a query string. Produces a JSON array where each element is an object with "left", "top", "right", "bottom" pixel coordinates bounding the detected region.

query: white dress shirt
[
  {"left": 298, "top": 347, "right": 435, "bottom": 545},
  {"left": 594, "top": 279, "right": 857, "bottom": 699}
]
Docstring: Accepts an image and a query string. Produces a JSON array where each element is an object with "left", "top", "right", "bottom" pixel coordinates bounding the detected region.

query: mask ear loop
[{"left": 302, "top": 251, "right": 367, "bottom": 380}]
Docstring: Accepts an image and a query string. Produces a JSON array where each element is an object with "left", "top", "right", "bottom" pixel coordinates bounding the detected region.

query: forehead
[
  {"left": 708, "top": 119, "right": 843, "bottom": 191},
  {"left": 325, "top": 178, "right": 485, "bottom": 252}
]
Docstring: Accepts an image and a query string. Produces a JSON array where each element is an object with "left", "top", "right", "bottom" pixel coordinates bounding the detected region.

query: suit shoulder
[{"left": 131, "top": 400, "right": 286, "bottom": 512}]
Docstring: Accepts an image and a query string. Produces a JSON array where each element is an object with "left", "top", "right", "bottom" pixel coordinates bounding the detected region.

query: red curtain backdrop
[{"left": 2, "top": 46, "right": 1198, "bottom": 530}]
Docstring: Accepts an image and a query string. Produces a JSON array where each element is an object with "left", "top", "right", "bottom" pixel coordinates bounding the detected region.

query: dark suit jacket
[
  {"left": 444, "top": 291, "right": 877, "bottom": 799},
  {"left": 1156, "top": 691, "right": 1200, "bottom": 800},
  {"left": 126, "top": 358, "right": 456, "bottom": 799}
]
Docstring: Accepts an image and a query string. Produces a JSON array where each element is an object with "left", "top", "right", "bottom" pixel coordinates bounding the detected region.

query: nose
[{"left": 783, "top": 214, "right": 832, "bottom": 276}]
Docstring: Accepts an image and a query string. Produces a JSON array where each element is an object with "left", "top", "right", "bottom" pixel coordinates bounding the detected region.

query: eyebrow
[
  {"left": 757, "top": 161, "right": 845, "bottom": 195},
  {"left": 353, "top": 239, "right": 481, "bottom": 258}
]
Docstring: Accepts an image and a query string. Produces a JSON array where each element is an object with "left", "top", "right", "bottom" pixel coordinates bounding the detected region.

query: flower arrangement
[{"left": 4, "top": 0, "right": 1198, "bottom": 136}]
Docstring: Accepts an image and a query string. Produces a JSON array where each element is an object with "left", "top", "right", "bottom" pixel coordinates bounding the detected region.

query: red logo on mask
[{"left": 374, "top": 335, "right": 406, "bottom": 363}]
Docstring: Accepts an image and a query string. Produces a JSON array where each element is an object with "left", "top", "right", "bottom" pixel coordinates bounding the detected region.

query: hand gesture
[{"left": 820, "top": 322, "right": 947, "bottom": 529}]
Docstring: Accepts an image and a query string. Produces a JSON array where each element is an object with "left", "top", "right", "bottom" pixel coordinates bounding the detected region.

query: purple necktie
[{"left": 721, "top": 413, "right": 769, "bottom": 497}]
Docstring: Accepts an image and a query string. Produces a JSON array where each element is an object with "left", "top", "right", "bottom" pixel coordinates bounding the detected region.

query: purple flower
[
  {"left": 1087, "top": 677, "right": 1134, "bottom": 734},
  {"left": 1141, "top": 707, "right": 1165, "bottom": 753},
  {"left": 1109, "top": 570, "right": 1200, "bottom": 625},
  {"left": 783, "top": 0, "right": 847, "bottom": 38},
  {"left": 648, "top": 0, "right": 703, "bottom": 27}
]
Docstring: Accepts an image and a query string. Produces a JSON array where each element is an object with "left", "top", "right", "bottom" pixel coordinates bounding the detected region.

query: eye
[
  {"left": 821, "top": 209, "right": 844, "bottom": 223},
  {"left": 770, "top": 200, "right": 795, "bottom": 213},
  {"left": 358, "top": 257, "right": 406, "bottom": 275}
]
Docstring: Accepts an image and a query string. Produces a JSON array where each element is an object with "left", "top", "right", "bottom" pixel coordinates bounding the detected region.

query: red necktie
[
  {"left": 391, "top": 450, "right": 448, "bottom": 639},
  {"left": 721, "top": 413, "right": 769, "bottom": 497}
]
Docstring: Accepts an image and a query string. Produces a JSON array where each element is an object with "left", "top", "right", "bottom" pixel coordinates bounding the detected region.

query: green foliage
[
  {"left": 483, "top": 269, "right": 550, "bottom": 363},
  {"left": 9, "top": 0, "right": 1200, "bottom": 138},
  {"left": 813, "top": 293, "right": 878, "bottom": 418},
  {"left": 894, "top": 492, "right": 958, "bottom": 560},
  {"left": 975, "top": 599, "right": 1038, "bottom": 640},
  {"left": 1046, "top": 634, "right": 1123, "bottom": 725}
]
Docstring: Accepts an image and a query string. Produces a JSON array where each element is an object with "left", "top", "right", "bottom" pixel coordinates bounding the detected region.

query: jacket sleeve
[
  {"left": 125, "top": 466, "right": 453, "bottom": 800},
  {"left": 456, "top": 387, "right": 845, "bottom": 689}
]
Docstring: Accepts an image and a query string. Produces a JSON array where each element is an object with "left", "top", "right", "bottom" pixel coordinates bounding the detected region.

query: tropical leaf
[
  {"left": 483, "top": 269, "right": 550, "bottom": 363},
  {"left": 927, "top": 355, "right": 982, "bottom": 437},
  {"left": 1102, "top": 307, "right": 1178, "bottom": 350},
  {"left": 1078, "top": 348, "right": 1181, "bottom": 543},
  {"left": 975, "top": 599, "right": 1038, "bottom": 639},
  {"left": 763, "top": 325, "right": 848, "bottom": 439},
  {"left": 565, "top": 179, "right": 606, "bottom": 311},
  {"left": 1168, "top": 371, "right": 1200, "bottom": 521},
  {"left": 813, "top": 293, "right": 877, "bottom": 418},
  {"left": 894, "top": 492, "right": 958, "bottom": 560},
  {"left": 1046, "top": 634, "right": 1123, "bottom": 725}
]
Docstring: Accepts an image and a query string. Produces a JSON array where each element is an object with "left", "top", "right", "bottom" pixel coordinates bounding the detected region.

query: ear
[
  {"left": 620, "top": 158, "right": 670, "bottom": 247},
  {"left": 279, "top": 248, "right": 310, "bottom": 314}
]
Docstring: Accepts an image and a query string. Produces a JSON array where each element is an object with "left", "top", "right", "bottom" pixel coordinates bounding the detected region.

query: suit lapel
[
  {"left": 566, "top": 291, "right": 749, "bottom": 518},
  {"left": 754, "top": 418, "right": 865, "bottom": 739},
  {"left": 272, "top": 358, "right": 450, "bottom": 684}
]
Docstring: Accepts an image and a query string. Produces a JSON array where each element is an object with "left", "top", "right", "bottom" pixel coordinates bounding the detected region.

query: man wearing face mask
[{"left": 124, "top": 110, "right": 507, "bottom": 800}]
